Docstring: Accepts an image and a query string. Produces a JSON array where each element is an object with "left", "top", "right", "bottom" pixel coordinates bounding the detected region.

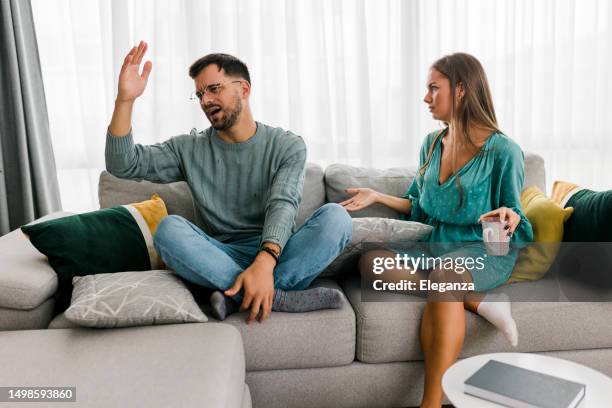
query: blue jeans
[{"left": 153, "top": 204, "right": 352, "bottom": 300}]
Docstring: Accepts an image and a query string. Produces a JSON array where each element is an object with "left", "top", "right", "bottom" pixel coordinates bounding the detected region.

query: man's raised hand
[{"left": 117, "top": 40, "right": 152, "bottom": 102}]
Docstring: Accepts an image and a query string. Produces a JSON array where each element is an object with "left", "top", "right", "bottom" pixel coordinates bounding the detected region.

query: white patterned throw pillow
[{"left": 65, "top": 270, "right": 208, "bottom": 328}]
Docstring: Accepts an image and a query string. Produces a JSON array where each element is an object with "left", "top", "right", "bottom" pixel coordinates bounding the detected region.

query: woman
[{"left": 341, "top": 53, "right": 533, "bottom": 408}]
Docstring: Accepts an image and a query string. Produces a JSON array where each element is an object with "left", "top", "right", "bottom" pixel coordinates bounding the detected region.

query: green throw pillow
[
  {"left": 551, "top": 181, "right": 612, "bottom": 242},
  {"left": 21, "top": 195, "right": 169, "bottom": 311}
]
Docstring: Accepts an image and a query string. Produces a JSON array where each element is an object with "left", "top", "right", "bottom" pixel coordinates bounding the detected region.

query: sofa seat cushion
[
  {"left": 343, "top": 276, "right": 612, "bottom": 363},
  {"left": 0, "top": 212, "right": 74, "bottom": 310},
  {"left": 222, "top": 279, "right": 356, "bottom": 371},
  {"left": 0, "top": 323, "right": 247, "bottom": 408},
  {"left": 51, "top": 278, "right": 356, "bottom": 371}
]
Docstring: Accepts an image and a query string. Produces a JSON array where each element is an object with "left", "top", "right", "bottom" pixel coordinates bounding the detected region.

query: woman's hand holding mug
[
  {"left": 479, "top": 206, "right": 520, "bottom": 256},
  {"left": 478, "top": 206, "right": 520, "bottom": 236}
]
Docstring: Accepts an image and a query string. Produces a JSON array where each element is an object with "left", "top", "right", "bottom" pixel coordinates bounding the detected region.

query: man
[{"left": 105, "top": 41, "right": 352, "bottom": 324}]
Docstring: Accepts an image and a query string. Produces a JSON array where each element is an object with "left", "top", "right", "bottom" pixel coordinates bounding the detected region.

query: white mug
[{"left": 482, "top": 216, "right": 510, "bottom": 256}]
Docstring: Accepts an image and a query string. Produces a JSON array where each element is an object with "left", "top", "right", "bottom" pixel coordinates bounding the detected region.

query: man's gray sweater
[{"left": 105, "top": 122, "right": 307, "bottom": 251}]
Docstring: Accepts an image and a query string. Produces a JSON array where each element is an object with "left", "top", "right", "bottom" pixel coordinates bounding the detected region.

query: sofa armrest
[{"left": 0, "top": 212, "right": 72, "bottom": 311}]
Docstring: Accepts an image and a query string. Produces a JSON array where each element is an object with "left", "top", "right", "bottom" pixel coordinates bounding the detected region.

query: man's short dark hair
[{"left": 188, "top": 53, "right": 251, "bottom": 83}]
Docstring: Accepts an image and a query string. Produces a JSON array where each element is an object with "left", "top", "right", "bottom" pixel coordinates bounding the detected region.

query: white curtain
[{"left": 32, "top": 0, "right": 612, "bottom": 213}]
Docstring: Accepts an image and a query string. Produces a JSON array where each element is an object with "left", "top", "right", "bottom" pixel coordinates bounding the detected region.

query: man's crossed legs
[{"left": 153, "top": 203, "right": 352, "bottom": 320}]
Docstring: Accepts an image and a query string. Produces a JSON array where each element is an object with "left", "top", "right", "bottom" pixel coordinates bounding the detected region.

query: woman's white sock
[{"left": 476, "top": 293, "right": 518, "bottom": 347}]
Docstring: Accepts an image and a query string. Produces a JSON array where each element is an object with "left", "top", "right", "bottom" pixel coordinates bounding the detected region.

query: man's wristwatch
[{"left": 259, "top": 245, "right": 280, "bottom": 265}]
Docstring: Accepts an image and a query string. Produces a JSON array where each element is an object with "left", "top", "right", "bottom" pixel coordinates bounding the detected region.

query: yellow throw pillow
[
  {"left": 551, "top": 180, "right": 581, "bottom": 207},
  {"left": 130, "top": 193, "right": 168, "bottom": 237},
  {"left": 122, "top": 194, "right": 168, "bottom": 269},
  {"left": 509, "top": 186, "right": 573, "bottom": 282}
]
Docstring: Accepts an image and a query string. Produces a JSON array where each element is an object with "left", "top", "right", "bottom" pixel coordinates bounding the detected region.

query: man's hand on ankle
[{"left": 225, "top": 255, "right": 275, "bottom": 324}]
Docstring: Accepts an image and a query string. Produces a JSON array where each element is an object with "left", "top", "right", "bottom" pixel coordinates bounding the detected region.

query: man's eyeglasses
[{"left": 190, "top": 80, "right": 243, "bottom": 102}]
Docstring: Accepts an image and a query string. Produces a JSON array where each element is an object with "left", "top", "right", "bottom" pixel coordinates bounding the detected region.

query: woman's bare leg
[
  {"left": 420, "top": 267, "right": 473, "bottom": 408},
  {"left": 420, "top": 301, "right": 466, "bottom": 407}
]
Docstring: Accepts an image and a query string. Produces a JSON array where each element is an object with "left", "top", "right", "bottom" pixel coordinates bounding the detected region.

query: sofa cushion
[
  {"left": 523, "top": 152, "right": 546, "bottom": 193},
  {"left": 246, "top": 360, "right": 430, "bottom": 408},
  {"left": 342, "top": 276, "right": 612, "bottom": 363},
  {"left": 296, "top": 163, "right": 326, "bottom": 227},
  {"left": 99, "top": 171, "right": 198, "bottom": 223},
  {"left": 0, "top": 323, "right": 247, "bottom": 408},
  {"left": 0, "top": 212, "right": 73, "bottom": 310},
  {"left": 65, "top": 270, "right": 208, "bottom": 328},
  {"left": 325, "top": 164, "right": 417, "bottom": 219},
  {"left": 0, "top": 298, "right": 55, "bottom": 331},
  {"left": 220, "top": 279, "right": 356, "bottom": 371}
]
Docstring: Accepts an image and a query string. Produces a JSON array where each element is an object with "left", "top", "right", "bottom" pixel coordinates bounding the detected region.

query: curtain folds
[
  {"left": 0, "top": 0, "right": 61, "bottom": 235},
  {"left": 30, "top": 0, "right": 612, "bottom": 213}
]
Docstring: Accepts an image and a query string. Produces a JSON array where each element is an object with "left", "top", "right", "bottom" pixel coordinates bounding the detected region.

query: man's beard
[{"left": 206, "top": 96, "right": 242, "bottom": 131}]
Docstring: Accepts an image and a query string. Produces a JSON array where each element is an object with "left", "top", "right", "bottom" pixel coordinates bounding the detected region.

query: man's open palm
[{"left": 117, "top": 40, "right": 152, "bottom": 102}]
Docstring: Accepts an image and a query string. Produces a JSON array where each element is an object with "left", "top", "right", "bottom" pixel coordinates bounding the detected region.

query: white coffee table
[{"left": 442, "top": 352, "right": 612, "bottom": 407}]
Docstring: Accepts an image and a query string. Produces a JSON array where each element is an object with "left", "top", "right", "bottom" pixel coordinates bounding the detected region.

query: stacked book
[{"left": 464, "top": 359, "right": 586, "bottom": 408}]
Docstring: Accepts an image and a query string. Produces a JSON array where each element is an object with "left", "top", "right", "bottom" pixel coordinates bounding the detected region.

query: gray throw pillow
[
  {"left": 320, "top": 218, "right": 433, "bottom": 277},
  {"left": 65, "top": 270, "right": 208, "bottom": 328}
]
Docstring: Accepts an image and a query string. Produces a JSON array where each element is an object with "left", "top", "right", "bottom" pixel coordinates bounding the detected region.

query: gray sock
[
  {"left": 272, "top": 287, "right": 344, "bottom": 313},
  {"left": 210, "top": 291, "right": 239, "bottom": 321}
]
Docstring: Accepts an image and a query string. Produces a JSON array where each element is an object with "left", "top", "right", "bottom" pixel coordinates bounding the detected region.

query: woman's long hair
[{"left": 419, "top": 52, "right": 501, "bottom": 210}]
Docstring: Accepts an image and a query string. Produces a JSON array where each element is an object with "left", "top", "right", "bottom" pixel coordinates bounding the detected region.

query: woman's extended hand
[
  {"left": 340, "top": 188, "right": 379, "bottom": 212},
  {"left": 479, "top": 206, "right": 520, "bottom": 237}
]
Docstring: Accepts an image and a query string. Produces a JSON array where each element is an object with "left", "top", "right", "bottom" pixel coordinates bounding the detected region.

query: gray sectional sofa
[{"left": 1, "top": 152, "right": 611, "bottom": 408}]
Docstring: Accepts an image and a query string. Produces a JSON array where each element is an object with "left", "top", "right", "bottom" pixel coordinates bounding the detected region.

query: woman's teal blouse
[{"left": 403, "top": 129, "right": 534, "bottom": 246}]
